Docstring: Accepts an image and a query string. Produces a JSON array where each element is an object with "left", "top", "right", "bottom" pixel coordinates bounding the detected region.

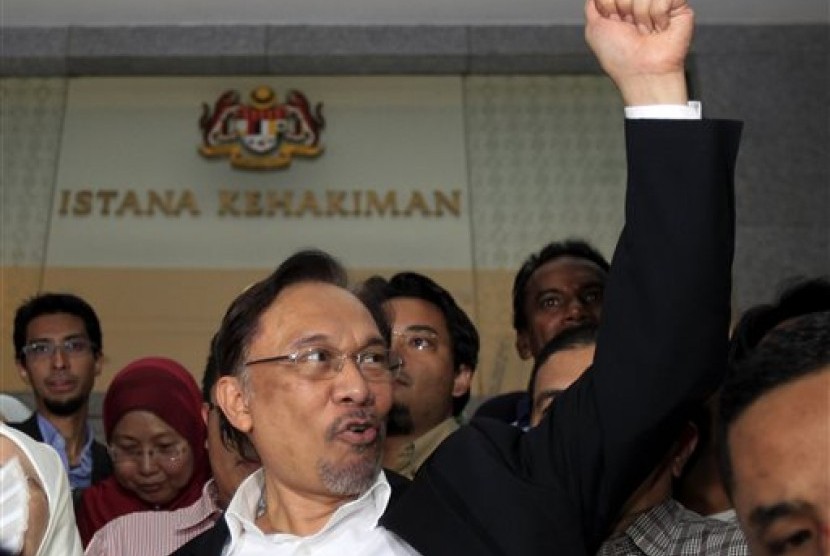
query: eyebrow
[
  {"left": 290, "top": 333, "right": 386, "bottom": 351},
  {"left": 112, "top": 432, "right": 181, "bottom": 443},
  {"left": 536, "top": 281, "right": 605, "bottom": 295},
  {"left": 749, "top": 501, "right": 812, "bottom": 533},
  {"left": 397, "top": 325, "right": 439, "bottom": 335},
  {"left": 28, "top": 333, "right": 88, "bottom": 343}
]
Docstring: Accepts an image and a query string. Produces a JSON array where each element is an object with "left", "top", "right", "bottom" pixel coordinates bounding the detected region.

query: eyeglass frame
[
  {"left": 20, "top": 337, "right": 96, "bottom": 361},
  {"left": 244, "top": 345, "right": 403, "bottom": 382},
  {"left": 108, "top": 441, "right": 190, "bottom": 468},
  {"left": 392, "top": 328, "right": 441, "bottom": 352}
]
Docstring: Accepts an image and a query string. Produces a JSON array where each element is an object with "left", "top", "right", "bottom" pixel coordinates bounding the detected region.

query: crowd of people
[{"left": 1, "top": 0, "right": 828, "bottom": 555}]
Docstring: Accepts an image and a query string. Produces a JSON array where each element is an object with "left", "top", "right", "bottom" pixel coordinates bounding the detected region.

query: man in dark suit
[
  {"left": 172, "top": 0, "right": 742, "bottom": 553},
  {"left": 10, "top": 293, "right": 113, "bottom": 498}
]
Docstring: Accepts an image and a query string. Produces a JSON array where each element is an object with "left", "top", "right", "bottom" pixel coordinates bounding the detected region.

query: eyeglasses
[
  {"left": 244, "top": 346, "right": 403, "bottom": 382},
  {"left": 392, "top": 329, "right": 439, "bottom": 352},
  {"left": 21, "top": 338, "right": 94, "bottom": 361},
  {"left": 108, "top": 442, "right": 188, "bottom": 468}
]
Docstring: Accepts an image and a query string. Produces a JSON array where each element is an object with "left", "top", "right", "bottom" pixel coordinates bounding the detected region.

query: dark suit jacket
[
  {"left": 382, "top": 119, "right": 741, "bottom": 556},
  {"left": 170, "top": 119, "right": 742, "bottom": 556},
  {"left": 9, "top": 413, "right": 113, "bottom": 484}
]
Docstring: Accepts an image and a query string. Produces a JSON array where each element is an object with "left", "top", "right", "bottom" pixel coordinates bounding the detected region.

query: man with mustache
[
  {"left": 173, "top": 0, "right": 742, "bottom": 552},
  {"left": 10, "top": 293, "right": 113, "bottom": 500},
  {"left": 360, "top": 272, "right": 478, "bottom": 479}
]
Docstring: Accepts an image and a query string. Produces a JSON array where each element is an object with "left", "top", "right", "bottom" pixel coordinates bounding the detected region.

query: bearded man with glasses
[{"left": 10, "top": 292, "right": 113, "bottom": 502}]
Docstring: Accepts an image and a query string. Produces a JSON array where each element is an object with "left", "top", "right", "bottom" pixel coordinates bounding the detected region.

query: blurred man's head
[
  {"left": 362, "top": 272, "right": 478, "bottom": 438},
  {"left": 528, "top": 324, "right": 597, "bottom": 427},
  {"left": 719, "top": 311, "right": 829, "bottom": 556},
  {"left": 13, "top": 293, "right": 103, "bottom": 418},
  {"left": 512, "top": 240, "right": 609, "bottom": 360}
]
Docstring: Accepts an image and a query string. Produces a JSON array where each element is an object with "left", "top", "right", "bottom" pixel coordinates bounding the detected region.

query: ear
[
  {"left": 15, "top": 361, "right": 31, "bottom": 385},
  {"left": 515, "top": 333, "right": 533, "bottom": 361},
  {"left": 671, "top": 422, "right": 699, "bottom": 478},
  {"left": 215, "top": 376, "right": 253, "bottom": 434},
  {"left": 452, "top": 364, "right": 474, "bottom": 398},
  {"left": 93, "top": 353, "right": 104, "bottom": 378},
  {"left": 200, "top": 402, "right": 210, "bottom": 426}
]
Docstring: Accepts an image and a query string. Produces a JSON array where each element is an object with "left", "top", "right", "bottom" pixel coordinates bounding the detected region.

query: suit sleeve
[{"left": 524, "top": 118, "right": 742, "bottom": 550}]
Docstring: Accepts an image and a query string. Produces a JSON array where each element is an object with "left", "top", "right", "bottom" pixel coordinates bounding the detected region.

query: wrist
[{"left": 617, "top": 71, "right": 688, "bottom": 106}]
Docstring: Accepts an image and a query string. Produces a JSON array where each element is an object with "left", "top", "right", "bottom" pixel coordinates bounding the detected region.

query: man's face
[
  {"left": 516, "top": 257, "right": 605, "bottom": 360},
  {"left": 219, "top": 282, "right": 393, "bottom": 499},
  {"left": 16, "top": 313, "right": 101, "bottom": 417},
  {"left": 728, "top": 369, "right": 829, "bottom": 556},
  {"left": 530, "top": 344, "right": 595, "bottom": 427},
  {"left": 386, "top": 297, "right": 472, "bottom": 438}
]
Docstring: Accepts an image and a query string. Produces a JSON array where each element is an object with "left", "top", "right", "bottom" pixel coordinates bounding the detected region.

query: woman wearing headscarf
[{"left": 75, "top": 357, "right": 210, "bottom": 546}]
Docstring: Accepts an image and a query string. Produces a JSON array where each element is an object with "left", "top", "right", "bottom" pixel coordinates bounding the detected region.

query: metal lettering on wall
[{"left": 56, "top": 189, "right": 462, "bottom": 218}]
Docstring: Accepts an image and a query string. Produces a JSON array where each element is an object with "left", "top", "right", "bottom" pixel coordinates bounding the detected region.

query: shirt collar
[
  {"left": 175, "top": 479, "right": 223, "bottom": 532},
  {"left": 624, "top": 498, "right": 686, "bottom": 556},
  {"left": 36, "top": 413, "right": 95, "bottom": 488},
  {"left": 224, "top": 468, "right": 391, "bottom": 546},
  {"left": 390, "top": 417, "right": 459, "bottom": 478}
]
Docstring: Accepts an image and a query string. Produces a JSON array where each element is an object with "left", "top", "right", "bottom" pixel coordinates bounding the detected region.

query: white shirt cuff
[{"left": 625, "top": 101, "right": 702, "bottom": 120}]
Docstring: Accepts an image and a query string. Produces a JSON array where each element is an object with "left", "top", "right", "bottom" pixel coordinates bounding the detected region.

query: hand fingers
[
  {"left": 589, "top": 0, "right": 689, "bottom": 33},
  {"left": 591, "top": 0, "right": 621, "bottom": 19}
]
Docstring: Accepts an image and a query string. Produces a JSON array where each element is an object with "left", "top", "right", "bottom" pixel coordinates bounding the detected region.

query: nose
[
  {"left": 332, "top": 357, "right": 373, "bottom": 406},
  {"left": 51, "top": 346, "right": 68, "bottom": 369},
  {"left": 564, "top": 296, "right": 589, "bottom": 322},
  {"left": 138, "top": 450, "right": 160, "bottom": 474}
]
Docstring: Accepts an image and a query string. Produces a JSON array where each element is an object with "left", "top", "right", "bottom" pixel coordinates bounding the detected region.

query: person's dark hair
[
  {"left": 728, "top": 276, "right": 830, "bottom": 366},
  {"left": 512, "top": 239, "right": 610, "bottom": 333},
  {"left": 212, "top": 249, "right": 390, "bottom": 460},
  {"left": 718, "top": 310, "right": 830, "bottom": 495},
  {"left": 13, "top": 293, "right": 103, "bottom": 361},
  {"left": 528, "top": 323, "right": 598, "bottom": 399},
  {"left": 202, "top": 332, "right": 220, "bottom": 405},
  {"left": 360, "top": 272, "right": 479, "bottom": 417}
]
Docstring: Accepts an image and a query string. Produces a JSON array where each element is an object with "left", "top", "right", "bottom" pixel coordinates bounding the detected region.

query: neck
[
  {"left": 675, "top": 452, "right": 733, "bottom": 516},
  {"left": 36, "top": 405, "right": 90, "bottom": 464},
  {"left": 613, "top": 467, "right": 673, "bottom": 534},
  {"left": 255, "top": 476, "right": 357, "bottom": 537},
  {"left": 381, "top": 434, "right": 417, "bottom": 468}
]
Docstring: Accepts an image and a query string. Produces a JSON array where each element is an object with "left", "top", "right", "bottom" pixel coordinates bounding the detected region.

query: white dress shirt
[{"left": 222, "top": 469, "right": 420, "bottom": 556}]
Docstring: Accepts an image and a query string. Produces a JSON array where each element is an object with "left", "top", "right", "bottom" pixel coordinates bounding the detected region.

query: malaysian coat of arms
[{"left": 199, "top": 86, "right": 325, "bottom": 169}]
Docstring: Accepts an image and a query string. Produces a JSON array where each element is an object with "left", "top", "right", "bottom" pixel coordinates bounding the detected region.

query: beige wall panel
[
  {"left": 1, "top": 267, "right": 47, "bottom": 391},
  {"left": 3, "top": 266, "right": 526, "bottom": 408}
]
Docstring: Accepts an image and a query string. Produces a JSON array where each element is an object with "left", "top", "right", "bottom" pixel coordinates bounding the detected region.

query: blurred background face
[
  {"left": 17, "top": 313, "right": 101, "bottom": 416},
  {"left": 517, "top": 258, "right": 604, "bottom": 360},
  {"left": 728, "top": 370, "right": 829, "bottom": 556},
  {"left": 530, "top": 344, "right": 595, "bottom": 427},
  {"left": 109, "top": 410, "right": 195, "bottom": 505},
  {"left": 387, "top": 297, "right": 468, "bottom": 437}
]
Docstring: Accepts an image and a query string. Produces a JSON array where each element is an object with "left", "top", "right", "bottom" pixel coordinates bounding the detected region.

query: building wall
[{"left": 2, "top": 25, "right": 828, "bottom": 422}]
